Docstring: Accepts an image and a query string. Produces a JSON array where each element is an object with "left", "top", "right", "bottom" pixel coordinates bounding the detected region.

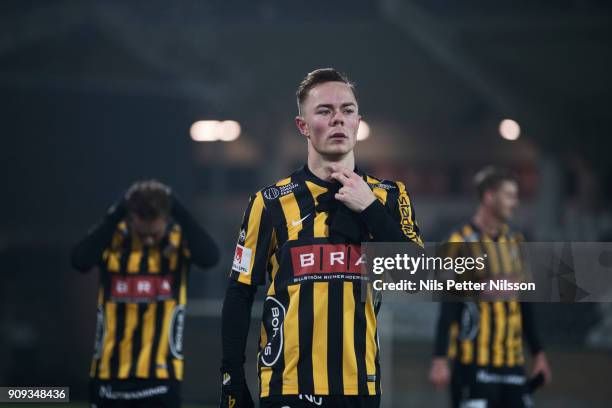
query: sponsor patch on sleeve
[{"left": 232, "top": 244, "right": 253, "bottom": 275}]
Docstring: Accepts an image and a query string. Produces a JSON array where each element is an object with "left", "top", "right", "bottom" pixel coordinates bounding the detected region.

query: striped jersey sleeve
[
  {"left": 394, "top": 181, "right": 423, "bottom": 246},
  {"left": 229, "top": 190, "right": 276, "bottom": 286}
]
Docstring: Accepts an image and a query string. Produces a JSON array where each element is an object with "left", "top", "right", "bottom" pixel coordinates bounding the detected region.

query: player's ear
[
  {"left": 295, "top": 116, "right": 309, "bottom": 138},
  {"left": 482, "top": 190, "right": 494, "bottom": 206}
]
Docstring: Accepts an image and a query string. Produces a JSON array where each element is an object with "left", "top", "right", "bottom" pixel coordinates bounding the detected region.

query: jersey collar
[{"left": 299, "top": 163, "right": 366, "bottom": 188}]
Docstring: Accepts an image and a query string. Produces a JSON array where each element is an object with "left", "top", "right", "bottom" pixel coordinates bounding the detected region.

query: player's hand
[
  {"left": 107, "top": 194, "right": 127, "bottom": 223},
  {"left": 126, "top": 180, "right": 172, "bottom": 199},
  {"left": 220, "top": 371, "right": 254, "bottom": 408},
  {"left": 531, "top": 352, "right": 552, "bottom": 385},
  {"left": 329, "top": 165, "right": 376, "bottom": 213},
  {"left": 429, "top": 357, "right": 450, "bottom": 390}
]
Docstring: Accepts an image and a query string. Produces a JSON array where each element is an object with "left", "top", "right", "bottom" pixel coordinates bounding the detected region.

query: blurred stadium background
[{"left": 1, "top": 0, "right": 612, "bottom": 406}]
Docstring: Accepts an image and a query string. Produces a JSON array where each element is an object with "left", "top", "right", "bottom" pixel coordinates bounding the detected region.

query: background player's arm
[
  {"left": 521, "top": 302, "right": 552, "bottom": 384},
  {"left": 172, "top": 196, "right": 220, "bottom": 268},
  {"left": 429, "top": 302, "right": 462, "bottom": 389},
  {"left": 70, "top": 197, "right": 126, "bottom": 272},
  {"left": 433, "top": 302, "right": 462, "bottom": 358}
]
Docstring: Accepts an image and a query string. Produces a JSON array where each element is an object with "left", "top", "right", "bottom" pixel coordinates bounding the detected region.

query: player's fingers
[
  {"left": 329, "top": 163, "right": 354, "bottom": 177},
  {"left": 340, "top": 167, "right": 355, "bottom": 179},
  {"left": 430, "top": 376, "right": 444, "bottom": 390},
  {"left": 331, "top": 172, "right": 350, "bottom": 185}
]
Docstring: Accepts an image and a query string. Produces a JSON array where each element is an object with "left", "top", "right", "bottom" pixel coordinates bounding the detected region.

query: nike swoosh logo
[{"left": 291, "top": 213, "right": 311, "bottom": 227}]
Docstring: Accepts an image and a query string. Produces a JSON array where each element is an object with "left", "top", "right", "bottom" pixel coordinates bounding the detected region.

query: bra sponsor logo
[
  {"left": 290, "top": 244, "right": 366, "bottom": 276},
  {"left": 110, "top": 275, "right": 173, "bottom": 302}
]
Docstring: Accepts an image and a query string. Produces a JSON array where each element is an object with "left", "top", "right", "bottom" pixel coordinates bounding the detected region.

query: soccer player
[
  {"left": 429, "top": 167, "right": 552, "bottom": 408},
  {"left": 71, "top": 180, "right": 220, "bottom": 408},
  {"left": 219, "top": 68, "right": 423, "bottom": 408}
]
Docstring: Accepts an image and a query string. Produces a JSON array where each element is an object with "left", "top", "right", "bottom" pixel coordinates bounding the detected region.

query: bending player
[{"left": 71, "top": 180, "right": 219, "bottom": 408}]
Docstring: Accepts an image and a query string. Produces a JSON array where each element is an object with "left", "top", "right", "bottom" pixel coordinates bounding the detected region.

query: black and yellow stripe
[
  {"left": 445, "top": 223, "right": 526, "bottom": 368},
  {"left": 230, "top": 165, "right": 422, "bottom": 397},
  {"left": 91, "top": 222, "right": 190, "bottom": 380}
]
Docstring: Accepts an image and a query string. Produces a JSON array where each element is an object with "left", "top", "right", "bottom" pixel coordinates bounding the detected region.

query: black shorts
[
  {"left": 89, "top": 379, "right": 181, "bottom": 408},
  {"left": 260, "top": 394, "right": 380, "bottom": 408},
  {"left": 451, "top": 364, "right": 533, "bottom": 408}
]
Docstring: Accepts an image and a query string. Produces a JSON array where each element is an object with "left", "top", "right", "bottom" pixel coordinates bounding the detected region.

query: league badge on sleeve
[{"left": 232, "top": 244, "right": 252, "bottom": 275}]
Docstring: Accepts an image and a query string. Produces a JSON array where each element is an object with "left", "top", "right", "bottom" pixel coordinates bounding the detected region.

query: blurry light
[
  {"left": 190, "top": 120, "right": 241, "bottom": 142},
  {"left": 499, "top": 119, "right": 520, "bottom": 141},
  {"left": 218, "top": 120, "right": 241, "bottom": 141},
  {"left": 357, "top": 120, "right": 370, "bottom": 141},
  {"left": 190, "top": 121, "right": 219, "bottom": 142}
]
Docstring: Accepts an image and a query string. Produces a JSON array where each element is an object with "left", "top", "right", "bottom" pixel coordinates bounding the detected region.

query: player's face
[
  {"left": 296, "top": 81, "right": 361, "bottom": 158},
  {"left": 491, "top": 180, "right": 519, "bottom": 222},
  {"left": 129, "top": 214, "right": 168, "bottom": 246}
]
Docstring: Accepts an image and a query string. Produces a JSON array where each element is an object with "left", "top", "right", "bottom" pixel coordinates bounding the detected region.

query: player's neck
[
  {"left": 472, "top": 206, "right": 504, "bottom": 238},
  {"left": 307, "top": 152, "right": 355, "bottom": 182}
]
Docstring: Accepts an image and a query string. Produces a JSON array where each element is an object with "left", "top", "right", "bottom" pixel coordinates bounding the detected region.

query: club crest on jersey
[
  {"left": 263, "top": 187, "right": 280, "bottom": 200},
  {"left": 232, "top": 244, "right": 252, "bottom": 275}
]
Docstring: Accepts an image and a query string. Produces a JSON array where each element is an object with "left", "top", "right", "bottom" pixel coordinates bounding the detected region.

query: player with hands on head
[{"left": 71, "top": 179, "right": 219, "bottom": 408}]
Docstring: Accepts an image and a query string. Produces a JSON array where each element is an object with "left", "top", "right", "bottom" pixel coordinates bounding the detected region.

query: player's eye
[
  {"left": 317, "top": 109, "right": 331, "bottom": 115},
  {"left": 344, "top": 108, "right": 355, "bottom": 114}
]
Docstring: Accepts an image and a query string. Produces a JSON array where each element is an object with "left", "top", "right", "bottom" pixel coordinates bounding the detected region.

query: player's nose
[{"left": 330, "top": 110, "right": 344, "bottom": 126}]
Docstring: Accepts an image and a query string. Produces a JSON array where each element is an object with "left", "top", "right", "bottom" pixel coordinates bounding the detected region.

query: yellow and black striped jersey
[
  {"left": 230, "top": 165, "right": 422, "bottom": 397},
  {"left": 90, "top": 221, "right": 190, "bottom": 381},
  {"left": 438, "top": 223, "right": 528, "bottom": 368}
]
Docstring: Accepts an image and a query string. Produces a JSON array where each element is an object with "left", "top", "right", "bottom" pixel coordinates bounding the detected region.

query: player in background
[
  {"left": 71, "top": 180, "right": 219, "bottom": 408},
  {"left": 429, "top": 167, "right": 552, "bottom": 408}
]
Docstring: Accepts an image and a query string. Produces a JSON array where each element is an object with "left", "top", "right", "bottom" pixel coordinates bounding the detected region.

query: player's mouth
[{"left": 329, "top": 132, "right": 348, "bottom": 140}]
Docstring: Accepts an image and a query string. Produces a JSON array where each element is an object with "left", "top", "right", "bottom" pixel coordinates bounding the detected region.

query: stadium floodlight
[
  {"left": 357, "top": 120, "right": 370, "bottom": 141},
  {"left": 190, "top": 120, "right": 241, "bottom": 142},
  {"left": 499, "top": 119, "right": 521, "bottom": 141},
  {"left": 217, "top": 120, "right": 241, "bottom": 142}
]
